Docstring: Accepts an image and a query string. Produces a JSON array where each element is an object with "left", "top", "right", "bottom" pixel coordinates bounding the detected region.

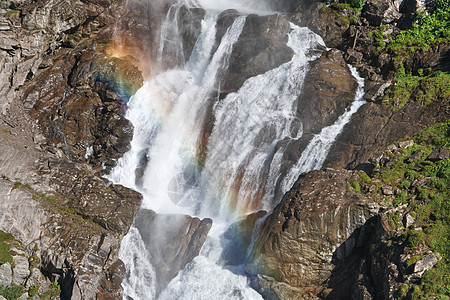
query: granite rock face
[
  {"left": 0, "top": 0, "right": 146, "bottom": 298},
  {"left": 297, "top": 49, "right": 358, "bottom": 134},
  {"left": 134, "top": 209, "right": 213, "bottom": 295},
  {"left": 245, "top": 169, "right": 380, "bottom": 294},
  {"left": 324, "top": 97, "right": 449, "bottom": 170},
  {"left": 221, "top": 13, "right": 294, "bottom": 95}
]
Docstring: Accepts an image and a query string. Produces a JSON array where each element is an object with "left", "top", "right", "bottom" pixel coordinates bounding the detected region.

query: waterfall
[{"left": 107, "top": 0, "right": 366, "bottom": 299}]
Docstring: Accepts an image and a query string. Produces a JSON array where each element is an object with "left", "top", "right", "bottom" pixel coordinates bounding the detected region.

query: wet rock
[
  {"left": 221, "top": 13, "right": 294, "bottom": 95},
  {"left": 249, "top": 274, "right": 313, "bottom": 300},
  {"left": 222, "top": 210, "right": 267, "bottom": 266},
  {"left": 297, "top": 49, "right": 358, "bottom": 134},
  {"left": 245, "top": 169, "right": 379, "bottom": 290},
  {"left": 134, "top": 209, "right": 213, "bottom": 295},
  {"left": 25, "top": 49, "right": 142, "bottom": 171}
]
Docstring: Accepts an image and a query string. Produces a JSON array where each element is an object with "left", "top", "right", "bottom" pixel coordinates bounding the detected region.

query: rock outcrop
[
  {"left": 221, "top": 13, "right": 294, "bottom": 95},
  {"left": 324, "top": 96, "right": 449, "bottom": 170},
  {"left": 245, "top": 169, "right": 380, "bottom": 297},
  {"left": 0, "top": 0, "right": 148, "bottom": 298},
  {"left": 297, "top": 49, "right": 358, "bottom": 134},
  {"left": 134, "top": 209, "right": 213, "bottom": 295}
]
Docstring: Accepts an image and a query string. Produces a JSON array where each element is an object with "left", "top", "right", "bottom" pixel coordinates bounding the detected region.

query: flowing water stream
[{"left": 107, "top": 0, "right": 366, "bottom": 299}]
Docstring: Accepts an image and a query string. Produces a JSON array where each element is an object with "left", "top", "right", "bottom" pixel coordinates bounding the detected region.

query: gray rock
[
  {"left": 12, "top": 255, "right": 30, "bottom": 284},
  {"left": 382, "top": 185, "right": 394, "bottom": 195},
  {"left": 398, "top": 140, "right": 414, "bottom": 149},
  {"left": 26, "top": 268, "right": 50, "bottom": 290},
  {"left": 404, "top": 213, "right": 415, "bottom": 228},
  {"left": 0, "top": 262, "right": 12, "bottom": 286},
  {"left": 362, "top": 0, "right": 402, "bottom": 26},
  {"left": 18, "top": 293, "right": 28, "bottom": 300},
  {"left": 406, "top": 150, "right": 424, "bottom": 163},
  {"left": 414, "top": 253, "right": 442, "bottom": 274}
]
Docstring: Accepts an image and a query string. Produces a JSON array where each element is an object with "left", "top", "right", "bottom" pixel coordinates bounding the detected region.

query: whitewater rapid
[{"left": 108, "top": 1, "right": 366, "bottom": 299}]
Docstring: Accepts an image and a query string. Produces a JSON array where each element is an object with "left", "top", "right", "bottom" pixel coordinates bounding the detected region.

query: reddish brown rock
[
  {"left": 245, "top": 169, "right": 380, "bottom": 293},
  {"left": 297, "top": 49, "right": 358, "bottom": 134},
  {"left": 134, "top": 210, "right": 213, "bottom": 295}
]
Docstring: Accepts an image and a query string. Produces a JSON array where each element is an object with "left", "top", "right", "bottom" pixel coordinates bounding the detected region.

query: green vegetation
[
  {"left": 0, "top": 284, "right": 24, "bottom": 300},
  {"left": 40, "top": 281, "right": 61, "bottom": 299},
  {"left": 382, "top": 66, "right": 450, "bottom": 111},
  {"left": 386, "top": 3, "right": 450, "bottom": 57},
  {"left": 4, "top": 10, "right": 19, "bottom": 18},
  {"left": 368, "top": 25, "right": 387, "bottom": 52},
  {"left": 0, "top": 231, "right": 14, "bottom": 266},
  {"left": 346, "top": 178, "right": 361, "bottom": 191},
  {"left": 10, "top": 181, "right": 104, "bottom": 233},
  {"left": 361, "top": 120, "right": 450, "bottom": 298},
  {"left": 28, "top": 285, "right": 40, "bottom": 297},
  {"left": 29, "top": 253, "right": 40, "bottom": 270}
]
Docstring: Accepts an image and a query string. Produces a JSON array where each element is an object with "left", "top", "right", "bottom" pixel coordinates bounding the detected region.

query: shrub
[{"left": 0, "top": 284, "right": 24, "bottom": 300}]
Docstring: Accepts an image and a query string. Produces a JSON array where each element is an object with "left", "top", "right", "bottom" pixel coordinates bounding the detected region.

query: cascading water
[{"left": 108, "top": 0, "right": 366, "bottom": 299}]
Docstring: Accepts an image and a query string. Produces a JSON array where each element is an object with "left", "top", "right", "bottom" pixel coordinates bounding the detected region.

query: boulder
[
  {"left": 427, "top": 148, "right": 450, "bottom": 162},
  {"left": 245, "top": 169, "right": 379, "bottom": 290},
  {"left": 134, "top": 209, "right": 213, "bottom": 295},
  {"left": 297, "top": 49, "right": 358, "bottom": 134},
  {"left": 0, "top": 263, "right": 12, "bottom": 286},
  {"left": 11, "top": 256, "right": 29, "bottom": 285},
  {"left": 221, "top": 13, "right": 294, "bottom": 95},
  {"left": 361, "top": 0, "right": 402, "bottom": 26},
  {"left": 413, "top": 253, "right": 442, "bottom": 274}
]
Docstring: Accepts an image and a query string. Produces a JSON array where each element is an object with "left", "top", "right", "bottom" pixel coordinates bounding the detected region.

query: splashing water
[{"left": 108, "top": 1, "right": 366, "bottom": 299}]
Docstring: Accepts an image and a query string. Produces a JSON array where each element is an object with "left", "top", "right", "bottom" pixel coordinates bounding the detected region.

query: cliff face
[
  {"left": 243, "top": 0, "right": 449, "bottom": 298},
  {"left": 0, "top": 0, "right": 149, "bottom": 298},
  {"left": 0, "top": 0, "right": 448, "bottom": 298}
]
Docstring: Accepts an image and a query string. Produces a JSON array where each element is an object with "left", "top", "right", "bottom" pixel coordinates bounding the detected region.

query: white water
[{"left": 108, "top": 1, "right": 366, "bottom": 299}]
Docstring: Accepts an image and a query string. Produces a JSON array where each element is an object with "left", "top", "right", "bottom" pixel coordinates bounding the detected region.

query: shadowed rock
[
  {"left": 220, "top": 13, "right": 294, "bottom": 95},
  {"left": 134, "top": 209, "right": 213, "bottom": 295}
]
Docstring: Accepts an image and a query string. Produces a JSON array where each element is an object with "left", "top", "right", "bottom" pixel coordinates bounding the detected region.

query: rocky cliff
[
  {"left": 0, "top": 0, "right": 448, "bottom": 299},
  {"left": 242, "top": 0, "right": 449, "bottom": 298},
  {"left": 0, "top": 0, "right": 149, "bottom": 298}
]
